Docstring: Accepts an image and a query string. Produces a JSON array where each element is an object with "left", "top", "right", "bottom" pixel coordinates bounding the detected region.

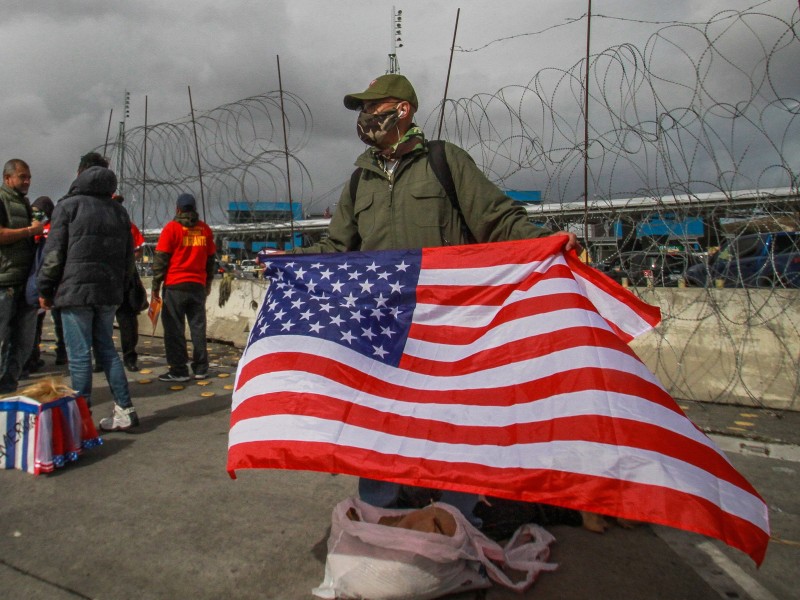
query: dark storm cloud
[{"left": 0, "top": 0, "right": 794, "bottom": 219}]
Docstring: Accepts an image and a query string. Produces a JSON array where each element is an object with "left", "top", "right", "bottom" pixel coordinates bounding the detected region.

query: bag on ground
[{"left": 312, "top": 496, "right": 557, "bottom": 600}]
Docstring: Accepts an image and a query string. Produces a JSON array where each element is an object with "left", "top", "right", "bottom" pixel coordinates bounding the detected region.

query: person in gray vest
[{"left": 0, "top": 159, "right": 43, "bottom": 395}]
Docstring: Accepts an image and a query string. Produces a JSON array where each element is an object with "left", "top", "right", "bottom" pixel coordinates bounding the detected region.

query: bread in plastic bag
[{"left": 313, "top": 496, "right": 557, "bottom": 600}]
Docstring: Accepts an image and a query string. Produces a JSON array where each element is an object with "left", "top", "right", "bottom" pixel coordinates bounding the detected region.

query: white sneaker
[{"left": 99, "top": 405, "right": 139, "bottom": 432}]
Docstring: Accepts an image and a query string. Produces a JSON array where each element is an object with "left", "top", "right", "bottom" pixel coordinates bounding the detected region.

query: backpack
[
  {"left": 349, "top": 140, "right": 475, "bottom": 243},
  {"left": 25, "top": 239, "right": 46, "bottom": 306}
]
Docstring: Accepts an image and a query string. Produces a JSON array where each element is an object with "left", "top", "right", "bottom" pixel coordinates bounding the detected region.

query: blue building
[{"left": 227, "top": 201, "right": 303, "bottom": 224}]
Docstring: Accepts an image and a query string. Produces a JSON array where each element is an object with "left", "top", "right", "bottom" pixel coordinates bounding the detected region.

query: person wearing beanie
[{"left": 151, "top": 193, "right": 216, "bottom": 382}]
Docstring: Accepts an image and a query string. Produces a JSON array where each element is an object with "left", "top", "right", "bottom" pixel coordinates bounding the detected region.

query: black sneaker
[
  {"left": 124, "top": 362, "right": 139, "bottom": 372},
  {"left": 193, "top": 371, "right": 208, "bottom": 380},
  {"left": 158, "top": 372, "right": 191, "bottom": 383}
]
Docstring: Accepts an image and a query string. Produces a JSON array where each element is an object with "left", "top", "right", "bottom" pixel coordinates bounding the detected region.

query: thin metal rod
[
  {"left": 187, "top": 85, "right": 207, "bottom": 221},
  {"left": 142, "top": 95, "right": 148, "bottom": 229},
  {"left": 103, "top": 109, "right": 113, "bottom": 157},
  {"left": 437, "top": 8, "right": 460, "bottom": 140},
  {"left": 583, "top": 0, "right": 592, "bottom": 255},
  {"left": 277, "top": 55, "right": 296, "bottom": 250}
]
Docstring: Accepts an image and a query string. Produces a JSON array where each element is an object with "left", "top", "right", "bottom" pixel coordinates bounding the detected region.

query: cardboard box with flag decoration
[{"left": 1, "top": 394, "right": 102, "bottom": 475}]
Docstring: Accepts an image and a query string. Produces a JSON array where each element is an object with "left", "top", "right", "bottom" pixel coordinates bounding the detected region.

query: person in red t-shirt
[{"left": 151, "top": 193, "right": 216, "bottom": 382}]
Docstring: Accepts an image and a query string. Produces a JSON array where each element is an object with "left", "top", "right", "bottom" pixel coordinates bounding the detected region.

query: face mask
[{"left": 357, "top": 107, "right": 400, "bottom": 147}]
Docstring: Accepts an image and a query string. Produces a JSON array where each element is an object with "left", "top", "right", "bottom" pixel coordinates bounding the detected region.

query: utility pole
[
  {"left": 116, "top": 90, "right": 130, "bottom": 194},
  {"left": 387, "top": 7, "right": 403, "bottom": 74}
]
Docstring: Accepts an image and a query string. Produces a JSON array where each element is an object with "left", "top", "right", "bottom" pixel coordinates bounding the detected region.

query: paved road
[{"left": 1, "top": 327, "right": 798, "bottom": 600}]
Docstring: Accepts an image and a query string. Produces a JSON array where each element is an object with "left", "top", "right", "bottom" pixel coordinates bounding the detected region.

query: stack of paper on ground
[{"left": 228, "top": 236, "right": 770, "bottom": 565}]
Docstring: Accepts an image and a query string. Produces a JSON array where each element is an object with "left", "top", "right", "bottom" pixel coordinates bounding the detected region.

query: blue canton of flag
[{"left": 251, "top": 250, "right": 422, "bottom": 367}]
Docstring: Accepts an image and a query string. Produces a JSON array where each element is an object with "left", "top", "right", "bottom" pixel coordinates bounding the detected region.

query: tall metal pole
[
  {"left": 387, "top": 7, "right": 402, "bottom": 74},
  {"left": 277, "top": 55, "right": 296, "bottom": 250},
  {"left": 141, "top": 95, "right": 148, "bottom": 229},
  {"left": 103, "top": 109, "right": 113, "bottom": 157},
  {"left": 583, "top": 0, "right": 592, "bottom": 259},
  {"left": 437, "top": 8, "right": 460, "bottom": 140},
  {"left": 583, "top": 0, "right": 592, "bottom": 255},
  {"left": 117, "top": 121, "right": 126, "bottom": 194},
  {"left": 118, "top": 91, "right": 130, "bottom": 195},
  {"left": 187, "top": 86, "right": 207, "bottom": 221}
]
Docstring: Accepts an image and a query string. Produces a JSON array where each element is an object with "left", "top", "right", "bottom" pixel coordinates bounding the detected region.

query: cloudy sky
[{"left": 2, "top": 0, "right": 795, "bottom": 224}]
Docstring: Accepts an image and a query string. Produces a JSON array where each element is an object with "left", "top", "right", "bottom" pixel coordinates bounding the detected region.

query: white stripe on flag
[
  {"left": 417, "top": 255, "right": 558, "bottom": 287},
  {"left": 573, "top": 271, "right": 655, "bottom": 339}
]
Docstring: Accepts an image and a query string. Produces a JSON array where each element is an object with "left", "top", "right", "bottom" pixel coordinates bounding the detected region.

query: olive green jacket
[
  {"left": 295, "top": 140, "right": 550, "bottom": 253},
  {"left": 0, "top": 184, "right": 34, "bottom": 287}
]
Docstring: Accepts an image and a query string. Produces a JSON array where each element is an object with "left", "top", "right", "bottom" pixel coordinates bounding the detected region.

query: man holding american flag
[
  {"left": 291, "top": 72, "right": 579, "bottom": 515},
  {"left": 227, "top": 74, "right": 769, "bottom": 565}
]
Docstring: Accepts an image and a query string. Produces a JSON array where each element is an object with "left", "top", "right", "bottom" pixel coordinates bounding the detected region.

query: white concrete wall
[
  {"left": 141, "top": 278, "right": 800, "bottom": 411},
  {"left": 630, "top": 287, "right": 799, "bottom": 411}
]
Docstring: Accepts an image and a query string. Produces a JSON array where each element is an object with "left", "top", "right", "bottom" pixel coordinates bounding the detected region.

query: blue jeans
[
  {"left": 60, "top": 306, "right": 131, "bottom": 409},
  {"left": 0, "top": 285, "right": 39, "bottom": 394}
]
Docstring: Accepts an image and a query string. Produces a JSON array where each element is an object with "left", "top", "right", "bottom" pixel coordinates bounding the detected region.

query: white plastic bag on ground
[{"left": 313, "top": 496, "right": 557, "bottom": 600}]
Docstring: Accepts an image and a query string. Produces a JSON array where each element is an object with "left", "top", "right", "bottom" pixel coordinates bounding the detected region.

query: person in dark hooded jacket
[{"left": 37, "top": 165, "right": 139, "bottom": 431}]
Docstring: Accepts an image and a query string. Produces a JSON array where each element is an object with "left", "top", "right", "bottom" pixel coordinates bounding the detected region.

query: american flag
[{"left": 227, "top": 236, "right": 769, "bottom": 565}]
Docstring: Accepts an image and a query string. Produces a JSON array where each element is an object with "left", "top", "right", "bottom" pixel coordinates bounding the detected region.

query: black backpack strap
[
  {"left": 427, "top": 141, "right": 456, "bottom": 210},
  {"left": 428, "top": 140, "right": 475, "bottom": 243},
  {"left": 349, "top": 167, "right": 363, "bottom": 202}
]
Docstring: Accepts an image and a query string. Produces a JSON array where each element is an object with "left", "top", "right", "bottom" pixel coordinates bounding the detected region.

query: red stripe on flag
[{"left": 419, "top": 235, "right": 570, "bottom": 269}]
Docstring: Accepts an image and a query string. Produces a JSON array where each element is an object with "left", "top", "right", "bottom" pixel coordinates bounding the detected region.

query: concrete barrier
[
  {"left": 141, "top": 277, "right": 800, "bottom": 411},
  {"left": 630, "top": 287, "right": 799, "bottom": 411}
]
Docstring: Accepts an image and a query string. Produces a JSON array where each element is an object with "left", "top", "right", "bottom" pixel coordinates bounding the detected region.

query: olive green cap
[{"left": 343, "top": 74, "right": 419, "bottom": 110}]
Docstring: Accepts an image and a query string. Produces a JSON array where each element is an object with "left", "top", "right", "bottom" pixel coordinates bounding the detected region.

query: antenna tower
[
  {"left": 116, "top": 90, "right": 131, "bottom": 194},
  {"left": 387, "top": 7, "right": 403, "bottom": 74}
]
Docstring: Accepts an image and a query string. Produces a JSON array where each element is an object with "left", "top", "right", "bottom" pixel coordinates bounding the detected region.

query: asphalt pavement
[{"left": 1, "top": 323, "right": 798, "bottom": 600}]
